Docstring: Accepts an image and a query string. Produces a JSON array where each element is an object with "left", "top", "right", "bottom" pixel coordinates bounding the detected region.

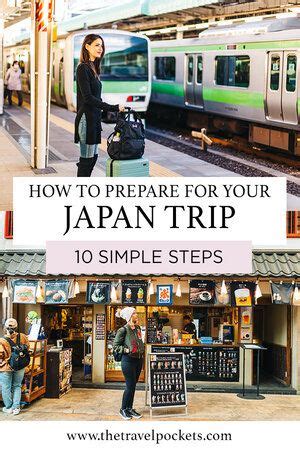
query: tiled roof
[
  {"left": 0, "top": 251, "right": 45, "bottom": 276},
  {"left": 0, "top": 250, "right": 300, "bottom": 278}
]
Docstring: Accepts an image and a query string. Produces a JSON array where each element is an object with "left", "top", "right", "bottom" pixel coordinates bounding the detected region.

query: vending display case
[{"left": 151, "top": 345, "right": 239, "bottom": 382}]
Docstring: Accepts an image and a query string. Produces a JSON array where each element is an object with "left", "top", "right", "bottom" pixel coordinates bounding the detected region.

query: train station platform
[{"left": 1, "top": 99, "right": 300, "bottom": 210}]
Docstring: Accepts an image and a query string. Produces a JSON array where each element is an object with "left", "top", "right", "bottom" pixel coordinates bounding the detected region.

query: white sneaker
[
  {"left": 12, "top": 408, "right": 20, "bottom": 415},
  {"left": 2, "top": 407, "right": 12, "bottom": 414}
]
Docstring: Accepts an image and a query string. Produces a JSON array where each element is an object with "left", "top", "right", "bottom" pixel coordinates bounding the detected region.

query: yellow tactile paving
[{"left": 18, "top": 98, "right": 181, "bottom": 177}]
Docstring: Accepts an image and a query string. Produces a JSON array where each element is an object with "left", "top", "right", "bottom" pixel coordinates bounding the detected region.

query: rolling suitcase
[{"left": 106, "top": 157, "right": 150, "bottom": 177}]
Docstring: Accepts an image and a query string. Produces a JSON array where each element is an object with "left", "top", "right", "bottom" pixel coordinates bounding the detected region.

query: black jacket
[{"left": 74, "top": 62, "right": 119, "bottom": 145}]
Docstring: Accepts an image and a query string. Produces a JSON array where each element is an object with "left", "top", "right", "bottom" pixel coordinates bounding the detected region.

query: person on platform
[
  {"left": 182, "top": 314, "right": 197, "bottom": 339},
  {"left": 0, "top": 318, "right": 30, "bottom": 415},
  {"left": 113, "top": 307, "right": 144, "bottom": 420},
  {"left": 4, "top": 61, "right": 23, "bottom": 107},
  {"left": 74, "top": 33, "right": 125, "bottom": 177}
]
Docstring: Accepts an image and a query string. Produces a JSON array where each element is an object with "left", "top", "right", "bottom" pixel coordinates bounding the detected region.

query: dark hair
[
  {"left": 12, "top": 60, "right": 19, "bottom": 66},
  {"left": 183, "top": 315, "right": 191, "bottom": 321},
  {"left": 80, "top": 34, "right": 105, "bottom": 77}
]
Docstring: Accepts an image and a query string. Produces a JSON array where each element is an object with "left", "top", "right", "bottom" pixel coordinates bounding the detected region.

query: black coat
[{"left": 74, "top": 62, "right": 119, "bottom": 145}]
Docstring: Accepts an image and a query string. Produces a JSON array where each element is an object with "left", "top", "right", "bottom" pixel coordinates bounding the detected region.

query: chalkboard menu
[
  {"left": 147, "top": 317, "right": 158, "bottom": 344},
  {"left": 95, "top": 314, "right": 105, "bottom": 340},
  {"left": 149, "top": 353, "right": 187, "bottom": 408},
  {"left": 151, "top": 346, "right": 239, "bottom": 382}
]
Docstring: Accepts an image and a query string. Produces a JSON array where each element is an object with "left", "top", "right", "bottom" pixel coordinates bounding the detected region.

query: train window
[
  {"left": 216, "top": 56, "right": 250, "bottom": 88},
  {"left": 270, "top": 56, "right": 280, "bottom": 91},
  {"left": 155, "top": 57, "right": 176, "bottom": 81},
  {"left": 286, "top": 55, "right": 297, "bottom": 92},
  {"left": 196, "top": 55, "right": 203, "bottom": 84},
  {"left": 187, "top": 56, "right": 193, "bottom": 83}
]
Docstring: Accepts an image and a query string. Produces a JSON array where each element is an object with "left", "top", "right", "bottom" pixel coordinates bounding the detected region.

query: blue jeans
[
  {"left": 0, "top": 369, "right": 25, "bottom": 409},
  {"left": 78, "top": 113, "right": 98, "bottom": 158},
  {"left": 121, "top": 354, "right": 143, "bottom": 410}
]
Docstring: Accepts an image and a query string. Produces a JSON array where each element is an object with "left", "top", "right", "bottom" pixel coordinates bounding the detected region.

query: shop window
[
  {"left": 286, "top": 55, "right": 297, "bottom": 92},
  {"left": 270, "top": 55, "right": 280, "bottom": 91},
  {"left": 187, "top": 55, "right": 193, "bottom": 83},
  {"left": 216, "top": 55, "right": 250, "bottom": 88},
  {"left": 154, "top": 56, "right": 176, "bottom": 81},
  {"left": 287, "top": 211, "right": 300, "bottom": 237},
  {"left": 196, "top": 55, "right": 203, "bottom": 84},
  {"left": 4, "top": 211, "right": 13, "bottom": 239}
]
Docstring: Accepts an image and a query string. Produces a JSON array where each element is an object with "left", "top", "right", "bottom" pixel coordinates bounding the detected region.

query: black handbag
[{"left": 107, "top": 109, "right": 145, "bottom": 160}]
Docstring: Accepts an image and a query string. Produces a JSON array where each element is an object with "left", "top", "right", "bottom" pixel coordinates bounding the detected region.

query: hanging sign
[
  {"left": 122, "top": 280, "right": 148, "bottom": 305},
  {"left": 215, "top": 281, "right": 231, "bottom": 306},
  {"left": 189, "top": 280, "right": 216, "bottom": 305},
  {"left": 86, "top": 281, "right": 111, "bottom": 304},
  {"left": 156, "top": 284, "right": 173, "bottom": 305},
  {"left": 231, "top": 281, "right": 255, "bottom": 307},
  {"left": 149, "top": 353, "right": 187, "bottom": 409},
  {"left": 271, "top": 282, "right": 294, "bottom": 305},
  {"left": 12, "top": 279, "right": 38, "bottom": 304},
  {"left": 45, "top": 280, "right": 69, "bottom": 304}
]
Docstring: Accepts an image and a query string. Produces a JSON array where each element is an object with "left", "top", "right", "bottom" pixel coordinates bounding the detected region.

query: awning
[{"left": 0, "top": 250, "right": 300, "bottom": 278}]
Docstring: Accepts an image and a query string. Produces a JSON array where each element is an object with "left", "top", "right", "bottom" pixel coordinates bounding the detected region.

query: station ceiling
[
  {"left": 58, "top": 0, "right": 300, "bottom": 36},
  {"left": 3, "top": 0, "right": 300, "bottom": 33},
  {"left": 1, "top": 0, "right": 31, "bottom": 27}
]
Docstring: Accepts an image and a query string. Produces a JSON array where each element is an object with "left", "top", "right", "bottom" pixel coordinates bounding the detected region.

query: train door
[
  {"left": 185, "top": 53, "right": 204, "bottom": 108},
  {"left": 266, "top": 51, "right": 298, "bottom": 124}
]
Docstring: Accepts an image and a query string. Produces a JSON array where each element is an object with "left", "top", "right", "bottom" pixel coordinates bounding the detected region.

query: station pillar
[{"left": 30, "top": 0, "right": 54, "bottom": 170}]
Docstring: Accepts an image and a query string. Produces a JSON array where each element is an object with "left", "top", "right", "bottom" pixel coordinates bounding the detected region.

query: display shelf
[{"left": 22, "top": 339, "right": 47, "bottom": 403}]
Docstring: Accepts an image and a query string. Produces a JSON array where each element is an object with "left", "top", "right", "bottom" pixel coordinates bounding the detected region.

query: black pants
[
  {"left": 7, "top": 90, "right": 23, "bottom": 106},
  {"left": 121, "top": 354, "right": 143, "bottom": 410}
]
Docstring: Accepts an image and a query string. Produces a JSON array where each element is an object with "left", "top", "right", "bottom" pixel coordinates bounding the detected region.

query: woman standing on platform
[
  {"left": 4, "top": 61, "right": 23, "bottom": 107},
  {"left": 113, "top": 307, "right": 144, "bottom": 420},
  {"left": 75, "top": 34, "right": 125, "bottom": 177}
]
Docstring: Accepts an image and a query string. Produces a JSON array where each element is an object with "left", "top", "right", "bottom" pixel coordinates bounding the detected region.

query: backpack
[
  {"left": 4, "top": 334, "right": 30, "bottom": 371},
  {"left": 113, "top": 327, "right": 127, "bottom": 362},
  {"left": 107, "top": 109, "right": 145, "bottom": 160}
]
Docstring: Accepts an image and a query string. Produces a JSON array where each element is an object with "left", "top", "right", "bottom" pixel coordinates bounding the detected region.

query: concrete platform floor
[{"left": 1, "top": 388, "right": 300, "bottom": 421}]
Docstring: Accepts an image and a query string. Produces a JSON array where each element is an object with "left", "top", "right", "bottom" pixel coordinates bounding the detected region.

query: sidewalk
[
  {"left": 0, "top": 127, "right": 103, "bottom": 211},
  {"left": 1, "top": 389, "right": 300, "bottom": 421}
]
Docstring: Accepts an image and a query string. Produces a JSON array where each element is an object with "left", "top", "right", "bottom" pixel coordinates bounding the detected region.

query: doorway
[
  {"left": 266, "top": 51, "right": 298, "bottom": 124},
  {"left": 184, "top": 53, "right": 204, "bottom": 108}
]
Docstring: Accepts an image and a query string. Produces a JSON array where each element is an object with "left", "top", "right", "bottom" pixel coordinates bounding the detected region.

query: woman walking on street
[
  {"left": 75, "top": 33, "right": 125, "bottom": 177},
  {"left": 0, "top": 318, "right": 30, "bottom": 415},
  {"left": 113, "top": 307, "right": 144, "bottom": 420},
  {"left": 4, "top": 61, "right": 23, "bottom": 106}
]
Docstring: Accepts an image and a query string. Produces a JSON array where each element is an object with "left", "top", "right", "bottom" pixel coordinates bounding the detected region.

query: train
[
  {"left": 4, "top": 29, "right": 151, "bottom": 119},
  {"left": 150, "top": 17, "right": 300, "bottom": 156}
]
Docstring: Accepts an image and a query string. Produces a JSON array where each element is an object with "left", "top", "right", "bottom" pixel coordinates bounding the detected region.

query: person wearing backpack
[
  {"left": 0, "top": 318, "right": 30, "bottom": 415},
  {"left": 74, "top": 33, "right": 125, "bottom": 177},
  {"left": 113, "top": 307, "right": 144, "bottom": 420}
]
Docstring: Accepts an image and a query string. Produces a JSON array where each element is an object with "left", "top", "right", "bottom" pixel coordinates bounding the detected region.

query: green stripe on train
[
  {"left": 152, "top": 82, "right": 264, "bottom": 109},
  {"left": 102, "top": 81, "right": 150, "bottom": 94},
  {"left": 203, "top": 88, "right": 264, "bottom": 109},
  {"left": 152, "top": 40, "right": 300, "bottom": 53},
  {"left": 152, "top": 82, "right": 184, "bottom": 96}
]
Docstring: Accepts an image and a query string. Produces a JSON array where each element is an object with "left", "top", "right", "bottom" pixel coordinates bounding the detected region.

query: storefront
[{"left": 1, "top": 250, "right": 300, "bottom": 394}]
